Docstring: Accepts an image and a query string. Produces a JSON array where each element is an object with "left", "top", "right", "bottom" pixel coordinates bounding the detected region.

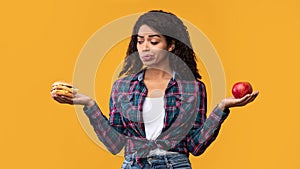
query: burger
[{"left": 51, "top": 81, "right": 78, "bottom": 97}]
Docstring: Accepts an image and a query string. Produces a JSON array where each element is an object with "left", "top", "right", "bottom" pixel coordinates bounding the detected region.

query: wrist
[
  {"left": 218, "top": 102, "right": 226, "bottom": 111},
  {"left": 85, "top": 99, "right": 95, "bottom": 109}
]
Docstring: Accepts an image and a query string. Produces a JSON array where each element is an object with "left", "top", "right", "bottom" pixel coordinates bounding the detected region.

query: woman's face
[{"left": 136, "top": 24, "right": 174, "bottom": 69}]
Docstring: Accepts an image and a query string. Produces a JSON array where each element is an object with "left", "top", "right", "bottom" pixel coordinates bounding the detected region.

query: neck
[{"left": 145, "top": 67, "right": 172, "bottom": 80}]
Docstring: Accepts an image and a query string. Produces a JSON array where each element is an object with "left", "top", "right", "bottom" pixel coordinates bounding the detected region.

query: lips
[{"left": 141, "top": 54, "right": 154, "bottom": 61}]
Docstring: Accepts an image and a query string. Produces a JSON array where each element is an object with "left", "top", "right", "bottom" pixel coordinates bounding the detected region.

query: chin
[{"left": 142, "top": 60, "right": 156, "bottom": 66}]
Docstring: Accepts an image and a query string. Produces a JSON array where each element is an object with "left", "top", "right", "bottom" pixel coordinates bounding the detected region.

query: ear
[{"left": 168, "top": 42, "right": 175, "bottom": 51}]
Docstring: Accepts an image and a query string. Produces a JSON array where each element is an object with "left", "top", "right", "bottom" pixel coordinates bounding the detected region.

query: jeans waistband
[
  {"left": 125, "top": 152, "right": 188, "bottom": 161},
  {"left": 123, "top": 153, "right": 191, "bottom": 169}
]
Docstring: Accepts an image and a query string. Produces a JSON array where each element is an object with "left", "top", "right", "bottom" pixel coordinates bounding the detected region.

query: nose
[{"left": 142, "top": 41, "right": 150, "bottom": 52}]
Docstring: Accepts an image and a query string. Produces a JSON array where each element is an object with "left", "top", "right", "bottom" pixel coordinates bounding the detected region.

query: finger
[
  {"left": 51, "top": 92, "right": 74, "bottom": 100},
  {"left": 233, "top": 94, "right": 254, "bottom": 106},
  {"left": 247, "top": 93, "right": 259, "bottom": 103},
  {"left": 53, "top": 95, "right": 67, "bottom": 103},
  {"left": 244, "top": 91, "right": 258, "bottom": 100},
  {"left": 235, "top": 94, "right": 252, "bottom": 103},
  {"left": 60, "top": 96, "right": 73, "bottom": 104},
  {"left": 238, "top": 93, "right": 259, "bottom": 106},
  {"left": 245, "top": 91, "right": 259, "bottom": 102},
  {"left": 50, "top": 91, "right": 75, "bottom": 100},
  {"left": 235, "top": 99, "right": 250, "bottom": 107},
  {"left": 53, "top": 95, "right": 73, "bottom": 104}
]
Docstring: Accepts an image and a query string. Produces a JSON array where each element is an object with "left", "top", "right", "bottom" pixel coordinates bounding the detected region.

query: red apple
[{"left": 232, "top": 82, "right": 253, "bottom": 98}]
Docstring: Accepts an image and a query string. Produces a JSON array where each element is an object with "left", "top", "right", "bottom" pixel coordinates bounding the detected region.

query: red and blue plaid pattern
[{"left": 84, "top": 69, "right": 229, "bottom": 167}]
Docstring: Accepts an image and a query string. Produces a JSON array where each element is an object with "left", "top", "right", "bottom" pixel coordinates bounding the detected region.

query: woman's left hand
[{"left": 218, "top": 91, "right": 259, "bottom": 111}]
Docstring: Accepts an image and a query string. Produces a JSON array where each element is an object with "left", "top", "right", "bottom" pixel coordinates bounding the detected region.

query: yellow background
[{"left": 1, "top": 0, "right": 299, "bottom": 169}]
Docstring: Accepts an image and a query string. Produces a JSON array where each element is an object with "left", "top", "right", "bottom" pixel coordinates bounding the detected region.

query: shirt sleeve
[
  {"left": 186, "top": 81, "right": 230, "bottom": 156},
  {"left": 83, "top": 81, "right": 126, "bottom": 155}
]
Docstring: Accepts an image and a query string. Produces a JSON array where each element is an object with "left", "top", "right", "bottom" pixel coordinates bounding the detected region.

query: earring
[{"left": 168, "top": 46, "right": 175, "bottom": 51}]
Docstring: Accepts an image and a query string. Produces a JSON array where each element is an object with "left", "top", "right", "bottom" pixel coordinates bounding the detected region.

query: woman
[{"left": 51, "top": 10, "right": 259, "bottom": 169}]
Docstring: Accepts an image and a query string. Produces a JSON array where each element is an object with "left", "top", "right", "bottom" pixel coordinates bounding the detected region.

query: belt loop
[
  {"left": 164, "top": 155, "right": 173, "bottom": 169},
  {"left": 147, "top": 157, "right": 152, "bottom": 166},
  {"left": 130, "top": 152, "right": 136, "bottom": 166}
]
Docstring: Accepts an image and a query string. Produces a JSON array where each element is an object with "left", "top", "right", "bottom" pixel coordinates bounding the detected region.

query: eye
[
  {"left": 137, "top": 40, "right": 144, "bottom": 44},
  {"left": 150, "top": 41, "right": 159, "bottom": 45}
]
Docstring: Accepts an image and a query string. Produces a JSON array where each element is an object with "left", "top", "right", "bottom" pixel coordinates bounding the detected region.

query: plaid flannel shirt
[{"left": 84, "top": 68, "right": 230, "bottom": 167}]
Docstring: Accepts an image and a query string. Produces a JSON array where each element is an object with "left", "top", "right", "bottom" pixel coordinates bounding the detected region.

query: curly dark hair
[{"left": 118, "top": 10, "right": 201, "bottom": 80}]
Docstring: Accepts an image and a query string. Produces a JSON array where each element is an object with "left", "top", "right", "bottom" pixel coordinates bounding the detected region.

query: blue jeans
[{"left": 121, "top": 153, "right": 192, "bottom": 169}]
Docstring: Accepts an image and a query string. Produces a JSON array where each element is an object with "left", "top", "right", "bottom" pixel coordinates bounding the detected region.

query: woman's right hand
[{"left": 50, "top": 81, "right": 95, "bottom": 108}]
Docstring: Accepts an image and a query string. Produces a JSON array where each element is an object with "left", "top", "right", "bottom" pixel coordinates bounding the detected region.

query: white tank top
[
  {"left": 142, "top": 97, "right": 177, "bottom": 156},
  {"left": 143, "top": 97, "right": 165, "bottom": 140}
]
